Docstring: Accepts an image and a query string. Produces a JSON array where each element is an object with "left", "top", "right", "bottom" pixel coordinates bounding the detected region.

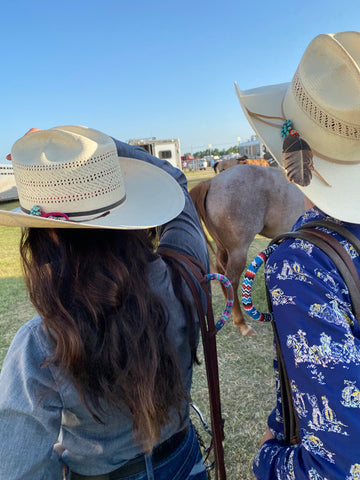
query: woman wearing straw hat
[
  {"left": 236, "top": 31, "right": 360, "bottom": 479},
  {"left": 0, "top": 126, "right": 208, "bottom": 479}
]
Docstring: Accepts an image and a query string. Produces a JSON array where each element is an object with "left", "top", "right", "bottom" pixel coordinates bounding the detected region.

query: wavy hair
[{"left": 20, "top": 227, "right": 197, "bottom": 452}]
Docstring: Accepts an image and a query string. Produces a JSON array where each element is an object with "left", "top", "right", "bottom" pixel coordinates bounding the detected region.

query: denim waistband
[{"left": 70, "top": 425, "right": 190, "bottom": 480}]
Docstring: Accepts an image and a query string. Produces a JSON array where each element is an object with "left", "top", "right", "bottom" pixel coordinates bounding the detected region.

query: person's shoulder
[
  {"left": 266, "top": 208, "right": 323, "bottom": 268},
  {"left": 13, "top": 314, "right": 42, "bottom": 338},
  {"left": 10, "top": 314, "right": 52, "bottom": 357},
  {"left": 291, "top": 206, "right": 323, "bottom": 230}
]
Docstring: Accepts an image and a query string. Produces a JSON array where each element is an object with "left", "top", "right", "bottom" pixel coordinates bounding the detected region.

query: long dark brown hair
[{"left": 20, "top": 227, "right": 198, "bottom": 452}]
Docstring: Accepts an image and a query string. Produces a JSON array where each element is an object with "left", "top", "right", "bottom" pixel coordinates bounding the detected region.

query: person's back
[
  {"left": 0, "top": 126, "right": 209, "bottom": 480},
  {"left": 236, "top": 31, "right": 360, "bottom": 479}
]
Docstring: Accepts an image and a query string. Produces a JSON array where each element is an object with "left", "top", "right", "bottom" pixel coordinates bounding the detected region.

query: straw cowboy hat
[
  {"left": 0, "top": 126, "right": 185, "bottom": 229},
  {"left": 235, "top": 31, "right": 360, "bottom": 223}
]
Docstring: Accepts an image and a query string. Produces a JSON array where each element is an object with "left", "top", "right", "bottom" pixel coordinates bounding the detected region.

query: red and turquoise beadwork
[
  {"left": 241, "top": 244, "right": 278, "bottom": 322},
  {"left": 281, "top": 120, "right": 299, "bottom": 138},
  {"left": 205, "top": 273, "right": 234, "bottom": 330}
]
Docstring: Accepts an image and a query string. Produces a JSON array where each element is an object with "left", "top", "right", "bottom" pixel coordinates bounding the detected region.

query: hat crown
[
  {"left": 11, "top": 126, "right": 126, "bottom": 217},
  {"left": 297, "top": 32, "right": 360, "bottom": 125},
  {"left": 282, "top": 31, "right": 360, "bottom": 162}
]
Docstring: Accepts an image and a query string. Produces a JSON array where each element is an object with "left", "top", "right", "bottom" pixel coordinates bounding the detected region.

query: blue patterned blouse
[{"left": 253, "top": 207, "right": 360, "bottom": 480}]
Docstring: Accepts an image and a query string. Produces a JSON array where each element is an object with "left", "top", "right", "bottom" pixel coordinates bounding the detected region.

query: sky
[{"left": 1, "top": 0, "right": 360, "bottom": 159}]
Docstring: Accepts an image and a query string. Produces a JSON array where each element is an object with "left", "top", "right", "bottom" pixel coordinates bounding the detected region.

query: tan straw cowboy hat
[
  {"left": 0, "top": 126, "right": 185, "bottom": 229},
  {"left": 235, "top": 31, "right": 360, "bottom": 223}
]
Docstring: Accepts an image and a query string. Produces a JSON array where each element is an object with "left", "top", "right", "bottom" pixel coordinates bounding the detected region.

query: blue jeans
[{"left": 126, "top": 423, "right": 207, "bottom": 480}]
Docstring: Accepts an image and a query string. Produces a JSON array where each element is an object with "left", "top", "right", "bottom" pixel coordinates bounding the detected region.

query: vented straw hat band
[
  {"left": 246, "top": 105, "right": 360, "bottom": 166},
  {"left": 292, "top": 69, "right": 360, "bottom": 141}
]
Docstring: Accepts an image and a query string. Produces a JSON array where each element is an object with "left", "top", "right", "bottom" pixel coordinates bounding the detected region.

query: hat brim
[
  {"left": 235, "top": 81, "right": 360, "bottom": 223},
  {"left": 0, "top": 157, "right": 185, "bottom": 229}
]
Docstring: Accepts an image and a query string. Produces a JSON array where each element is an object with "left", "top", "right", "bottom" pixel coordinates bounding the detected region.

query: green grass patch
[
  {"left": 186, "top": 170, "right": 215, "bottom": 191},
  {"left": 0, "top": 225, "right": 36, "bottom": 367}
]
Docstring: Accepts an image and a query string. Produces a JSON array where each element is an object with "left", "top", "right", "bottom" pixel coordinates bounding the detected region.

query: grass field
[{"left": 0, "top": 172, "right": 275, "bottom": 479}]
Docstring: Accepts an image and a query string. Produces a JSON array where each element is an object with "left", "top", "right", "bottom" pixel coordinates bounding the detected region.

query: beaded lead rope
[
  {"left": 205, "top": 273, "right": 234, "bottom": 330},
  {"left": 241, "top": 245, "right": 278, "bottom": 322}
]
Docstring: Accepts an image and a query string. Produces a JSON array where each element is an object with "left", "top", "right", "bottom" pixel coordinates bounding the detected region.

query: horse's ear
[{"left": 282, "top": 135, "right": 313, "bottom": 187}]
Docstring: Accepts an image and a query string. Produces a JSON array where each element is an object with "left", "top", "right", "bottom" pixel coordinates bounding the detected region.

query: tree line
[{"left": 185, "top": 145, "right": 238, "bottom": 158}]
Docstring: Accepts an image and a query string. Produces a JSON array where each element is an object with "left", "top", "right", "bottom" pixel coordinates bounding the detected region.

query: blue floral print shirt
[{"left": 253, "top": 207, "right": 360, "bottom": 480}]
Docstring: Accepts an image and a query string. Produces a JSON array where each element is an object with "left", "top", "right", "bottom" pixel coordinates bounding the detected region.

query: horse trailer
[
  {"left": 128, "top": 137, "right": 182, "bottom": 170},
  {"left": 0, "top": 164, "right": 18, "bottom": 202}
]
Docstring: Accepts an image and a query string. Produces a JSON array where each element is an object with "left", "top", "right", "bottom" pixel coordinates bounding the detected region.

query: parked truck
[{"left": 128, "top": 137, "right": 181, "bottom": 170}]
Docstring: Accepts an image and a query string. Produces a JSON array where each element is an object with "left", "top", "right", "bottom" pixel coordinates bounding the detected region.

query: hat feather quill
[{"left": 282, "top": 134, "right": 313, "bottom": 187}]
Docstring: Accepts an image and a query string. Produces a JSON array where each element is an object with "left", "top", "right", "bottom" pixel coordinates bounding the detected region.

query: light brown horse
[
  {"left": 214, "top": 156, "right": 246, "bottom": 173},
  {"left": 190, "top": 164, "right": 305, "bottom": 336},
  {"left": 214, "top": 156, "right": 270, "bottom": 173},
  {"left": 239, "top": 158, "right": 270, "bottom": 167}
]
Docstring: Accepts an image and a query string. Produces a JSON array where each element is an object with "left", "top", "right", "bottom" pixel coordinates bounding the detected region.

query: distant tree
[
  {"left": 188, "top": 145, "right": 238, "bottom": 158},
  {"left": 226, "top": 146, "right": 238, "bottom": 154}
]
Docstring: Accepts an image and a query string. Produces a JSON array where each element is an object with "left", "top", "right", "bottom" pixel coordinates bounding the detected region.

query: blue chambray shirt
[
  {"left": 0, "top": 139, "right": 209, "bottom": 480},
  {"left": 253, "top": 207, "right": 360, "bottom": 480}
]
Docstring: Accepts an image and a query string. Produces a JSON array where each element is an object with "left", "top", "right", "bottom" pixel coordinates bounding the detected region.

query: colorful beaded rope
[
  {"left": 205, "top": 273, "right": 234, "bottom": 330},
  {"left": 241, "top": 245, "right": 278, "bottom": 322}
]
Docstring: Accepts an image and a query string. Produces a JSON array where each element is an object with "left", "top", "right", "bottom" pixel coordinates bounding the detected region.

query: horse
[
  {"left": 214, "top": 156, "right": 270, "bottom": 173},
  {"left": 214, "top": 156, "right": 247, "bottom": 173},
  {"left": 239, "top": 158, "right": 270, "bottom": 167},
  {"left": 189, "top": 164, "right": 305, "bottom": 336}
]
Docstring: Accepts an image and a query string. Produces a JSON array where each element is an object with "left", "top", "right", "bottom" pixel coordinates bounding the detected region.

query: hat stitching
[
  {"left": 14, "top": 145, "right": 125, "bottom": 213},
  {"left": 292, "top": 69, "right": 360, "bottom": 139},
  {"left": 18, "top": 166, "right": 120, "bottom": 188},
  {"left": 20, "top": 182, "right": 123, "bottom": 204}
]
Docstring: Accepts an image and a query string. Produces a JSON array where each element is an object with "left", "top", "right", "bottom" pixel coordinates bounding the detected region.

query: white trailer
[
  {"left": 128, "top": 137, "right": 181, "bottom": 170},
  {"left": 0, "top": 164, "right": 18, "bottom": 202}
]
